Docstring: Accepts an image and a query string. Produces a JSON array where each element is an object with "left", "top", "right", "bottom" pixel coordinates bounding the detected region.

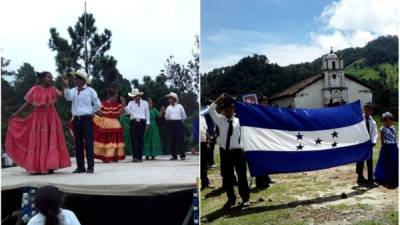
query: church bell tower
[{"left": 322, "top": 48, "right": 348, "bottom": 107}]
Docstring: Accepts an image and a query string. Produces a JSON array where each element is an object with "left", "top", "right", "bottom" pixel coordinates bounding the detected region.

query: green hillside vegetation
[
  {"left": 345, "top": 59, "right": 398, "bottom": 89},
  {"left": 345, "top": 59, "right": 380, "bottom": 80}
]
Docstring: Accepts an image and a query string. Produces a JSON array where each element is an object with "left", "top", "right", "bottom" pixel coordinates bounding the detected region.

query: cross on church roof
[{"left": 330, "top": 46, "right": 333, "bottom": 53}]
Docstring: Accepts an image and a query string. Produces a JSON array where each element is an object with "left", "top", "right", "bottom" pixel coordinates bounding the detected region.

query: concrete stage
[{"left": 2, "top": 154, "right": 199, "bottom": 196}]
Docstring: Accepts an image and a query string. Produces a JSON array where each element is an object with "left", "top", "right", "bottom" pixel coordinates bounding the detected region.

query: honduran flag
[{"left": 234, "top": 100, "right": 372, "bottom": 176}]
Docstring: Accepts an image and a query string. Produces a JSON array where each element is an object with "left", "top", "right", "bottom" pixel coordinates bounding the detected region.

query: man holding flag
[{"left": 208, "top": 94, "right": 250, "bottom": 209}]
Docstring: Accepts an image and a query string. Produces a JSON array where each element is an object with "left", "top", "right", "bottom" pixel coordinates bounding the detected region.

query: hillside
[
  {"left": 345, "top": 59, "right": 398, "bottom": 89},
  {"left": 201, "top": 35, "right": 398, "bottom": 107}
]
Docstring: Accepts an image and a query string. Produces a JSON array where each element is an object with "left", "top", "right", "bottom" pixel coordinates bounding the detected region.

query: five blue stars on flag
[{"left": 295, "top": 130, "right": 339, "bottom": 151}]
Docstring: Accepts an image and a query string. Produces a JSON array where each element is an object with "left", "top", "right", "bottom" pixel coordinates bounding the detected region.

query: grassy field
[{"left": 201, "top": 118, "right": 398, "bottom": 225}]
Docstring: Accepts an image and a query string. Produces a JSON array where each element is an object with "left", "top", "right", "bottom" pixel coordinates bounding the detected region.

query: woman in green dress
[
  {"left": 143, "top": 98, "right": 163, "bottom": 160},
  {"left": 119, "top": 96, "right": 133, "bottom": 156}
]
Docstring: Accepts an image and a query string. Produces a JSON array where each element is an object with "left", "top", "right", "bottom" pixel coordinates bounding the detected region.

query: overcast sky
[
  {"left": 0, "top": 0, "right": 199, "bottom": 81},
  {"left": 201, "top": 0, "right": 399, "bottom": 73}
]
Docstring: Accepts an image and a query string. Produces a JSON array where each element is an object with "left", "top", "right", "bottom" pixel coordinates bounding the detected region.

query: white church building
[{"left": 270, "top": 50, "right": 375, "bottom": 108}]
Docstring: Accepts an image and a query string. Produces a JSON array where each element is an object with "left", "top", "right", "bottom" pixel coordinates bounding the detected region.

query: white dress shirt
[
  {"left": 124, "top": 99, "right": 150, "bottom": 125},
  {"left": 200, "top": 115, "right": 208, "bottom": 143},
  {"left": 64, "top": 85, "right": 101, "bottom": 116},
  {"left": 363, "top": 114, "right": 378, "bottom": 144},
  {"left": 165, "top": 103, "right": 187, "bottom": 121},
  {"left": 208, "top": 103, "right": 242, "bottom": 150},
  {"left": 27, "top": 209, "right": 81, "bottom": 225}
]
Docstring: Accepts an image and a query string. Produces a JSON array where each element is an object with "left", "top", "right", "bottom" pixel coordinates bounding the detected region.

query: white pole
[{"left": 84, "top": 1, "right": 88, "bottom": 74}]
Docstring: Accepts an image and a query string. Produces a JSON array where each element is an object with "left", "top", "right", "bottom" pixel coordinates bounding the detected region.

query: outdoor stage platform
[{"left": 2, "top": 154, "right": 199, "bottom": 196}]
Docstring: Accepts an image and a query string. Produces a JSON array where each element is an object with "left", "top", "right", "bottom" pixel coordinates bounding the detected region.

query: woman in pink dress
[{"left": 6, "top": 71, "right": 71, "bottom": 174}]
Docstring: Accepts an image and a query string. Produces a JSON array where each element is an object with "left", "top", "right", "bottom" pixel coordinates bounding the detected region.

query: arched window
[{"left": 332, "top": 61, "right": 336, "bottom": 69}]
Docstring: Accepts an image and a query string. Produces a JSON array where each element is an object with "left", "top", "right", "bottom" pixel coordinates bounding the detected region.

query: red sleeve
[{"left": 23, "top": 86, "right": 37, "bottom": 104}]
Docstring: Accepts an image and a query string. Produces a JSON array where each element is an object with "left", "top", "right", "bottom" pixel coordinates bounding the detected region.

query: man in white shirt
[
  {"left": 122, "top": 88, "right": 149, "bottom": 162},
  {"left": 62, "top": 70, "right": 101, "bottom": 174},
  {"left": 356, "top": 102, "right": 378, "bottom": 185},
  {"left": 164, "top": 92, "right": 187, "bottom": 160},
  {"left": 209, "top": 94, "right": 250, "bottom": 209}
]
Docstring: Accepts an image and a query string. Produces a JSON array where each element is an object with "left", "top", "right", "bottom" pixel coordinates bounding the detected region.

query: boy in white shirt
[{"left": 356, "top": 103, "right": 378, "bottom": 185}]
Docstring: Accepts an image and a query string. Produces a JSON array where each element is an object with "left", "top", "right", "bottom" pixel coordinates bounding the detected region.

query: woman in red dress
[{"left": 6, "top": 71, "right": 71, "bottom": 174}]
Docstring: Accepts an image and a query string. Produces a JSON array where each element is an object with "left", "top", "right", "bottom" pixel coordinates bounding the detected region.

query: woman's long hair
[{"left": 34, "top": 186, "right": 63, "bottom": 225}]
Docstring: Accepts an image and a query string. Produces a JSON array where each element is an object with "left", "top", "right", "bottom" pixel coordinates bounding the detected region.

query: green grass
[
  {"left": 352, "top": 209, "right": 398, "bottom": 225},
  {"left": 385, "top": 208, "right": 399, "bottom": 225}
]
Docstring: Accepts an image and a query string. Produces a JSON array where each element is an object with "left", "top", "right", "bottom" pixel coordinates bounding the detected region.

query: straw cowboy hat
[
  {"left": 71, "top": 69, "right": 91, "bottom": 84},
  {"left": 166, "top": 92, "right": 179, "bottom": 101},
  {"left": 128, "top": 88, "right": 144, "bottom": 97}
]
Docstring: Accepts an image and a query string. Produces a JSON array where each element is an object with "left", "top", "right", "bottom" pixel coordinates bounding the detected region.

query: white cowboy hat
[
  {"left": 166, "top": 92, "right": 179, "bottom": 101},
  {"left": 128, "top": 88, "right": 144, "bottom": 97},
  {"left": 71, "top": 69, "right": 91, "bottom": 84}
]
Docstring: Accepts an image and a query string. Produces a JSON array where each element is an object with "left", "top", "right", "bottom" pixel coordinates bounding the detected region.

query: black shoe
[
  {"left": 180, "top": 157, "right": 186, "bottom": 161},
  {"left": 48, "top": 169, "right": 54, "bottom": 174},
  {"left": 151, "top": 156, "right": 155, "bottom": 160},
  {"left": 73, "top": 169, "right": 86, "bottom": 174},
  {"left": 170, "top": 157, "right": 178, "bottom": 161},
  {"left": 86, "top": 169, "right": 94, "bottom": 174},
  {"left": 223, "top": 198, "right": 236, "bottom": 209},
  {"left": 357, "top": 177, "right": 368, "bottom": 184},
  {"left": 145, "top": 156, "right": 150, "bottom": 160}
]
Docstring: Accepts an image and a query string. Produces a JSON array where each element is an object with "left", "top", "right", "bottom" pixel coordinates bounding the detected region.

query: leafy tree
[
  {"left": 187, "top": 34, "right": 199, "bottom": 94},
  {"left": 48, "top": 12, "right": 130, "bottom": 100},
  {"left": 1, "top": 57, "right": 14, "bottom": 77}
]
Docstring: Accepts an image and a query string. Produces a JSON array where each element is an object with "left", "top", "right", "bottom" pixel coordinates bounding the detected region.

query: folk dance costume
[
  {"left": 6, "top": 85, "right": 71, "bottom": 174},
  {"left": 119, "top": 114, "right": 133, "bottom": 155},
  {"left": 143, "top": 107, "right": 162, "bottom": 158},
  {"left": 356, "top": 113, "right": 378, "bottom": 183},
  {"left": 93, "top": 101, "right": 125, "bottom": 162},
  {"left": 374, "top": 115, "right": 398, "bottom": 187},
  {"left": 208, "top": 103, "right": 250, "bottom": 207},
  {"left": 64, "top": 70, "right": 101, "bottom": 173},
  {"left": 165, "top": 92, "right": 187, "bottom": 160},
  {"left": 124, "top": 89, "right": 150, "bottom": 162}
]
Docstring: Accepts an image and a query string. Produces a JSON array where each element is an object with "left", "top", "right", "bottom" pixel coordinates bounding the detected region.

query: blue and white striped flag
[{"left": 235, "top": 100, "right": 372, "bottom": 176}]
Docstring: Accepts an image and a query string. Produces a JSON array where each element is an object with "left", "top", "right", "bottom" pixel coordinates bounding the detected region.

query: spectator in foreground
[{"left": 28, "top": 186, "right": 81, "bottom": 225}]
